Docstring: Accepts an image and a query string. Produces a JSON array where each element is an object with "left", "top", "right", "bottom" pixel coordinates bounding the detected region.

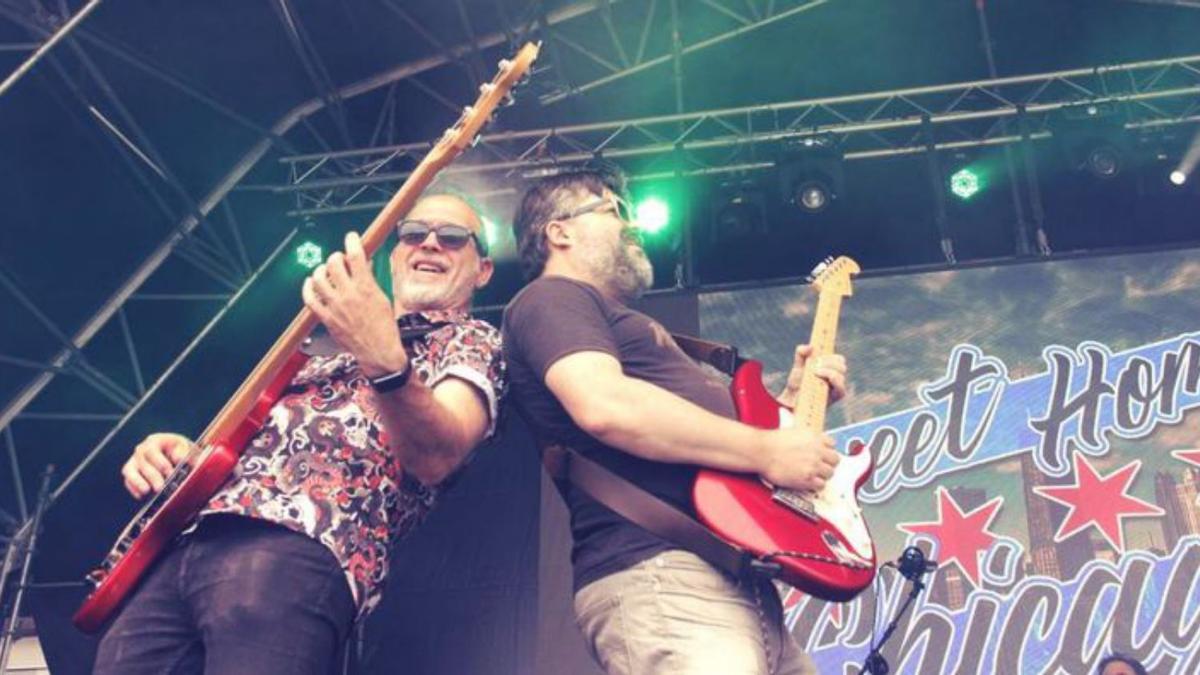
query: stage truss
[{"left": 0, "top": 0, "right": 1198, "bottom": 607}]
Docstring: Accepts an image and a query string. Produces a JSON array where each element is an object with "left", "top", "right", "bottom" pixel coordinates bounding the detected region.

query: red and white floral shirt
[{"left": 202, "top": 310, "right": 504, "bottom": 618}]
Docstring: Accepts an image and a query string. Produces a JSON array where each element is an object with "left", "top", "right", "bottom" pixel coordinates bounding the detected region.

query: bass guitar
[{"left": 73, "top": 42, "right": 541, "bottom": 633}]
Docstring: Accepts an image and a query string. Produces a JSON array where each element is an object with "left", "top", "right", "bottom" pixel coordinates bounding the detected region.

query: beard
[
  {"left": 580, "top": 230, "right": 654, "bottom": 300},
  {"left": 391, "top": 261, "right": 478, "bottom": 312},
  {"left": 394, "top": 280, "right": 452, "bottom": 309}
]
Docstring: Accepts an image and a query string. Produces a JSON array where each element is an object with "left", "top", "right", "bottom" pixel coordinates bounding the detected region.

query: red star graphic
[
  {"left": 897, "top": 487, "right": 1003, "bottom": 588},
  {"left": 1032, "top": 454, "right": 1164, "bottom": 553},
  {"left": 1172, "top": 448, "right": 1200, "bottom": 469}
]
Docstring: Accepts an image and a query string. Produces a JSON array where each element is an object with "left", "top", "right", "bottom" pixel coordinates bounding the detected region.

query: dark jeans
[{"left": 93, "top": 514, "right": 355, "bottom": 675}]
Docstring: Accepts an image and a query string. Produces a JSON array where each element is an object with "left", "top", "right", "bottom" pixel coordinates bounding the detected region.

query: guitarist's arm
[
  {"left": 544, "top": 351, "right": 841, "bottom": 493},
  {"left": 373, "top": 377, "right": 491, "bottom": 486}
]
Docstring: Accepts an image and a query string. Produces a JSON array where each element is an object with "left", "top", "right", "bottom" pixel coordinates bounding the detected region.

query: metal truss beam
[
  {"left": 0, "top": 0, "right": 101, "bottom": 98},
  {"left": 1121, "top": 0, "right": 1200, "bottom": 8},
  {"left": 0, "top": 0, "right": 608, "bottom": 531},
  {"left": 2, "top": 232, "right": 297, "bottom": 552},
  {"left": 266, "top": 54, "right": 1200, "bottom": 217},
  {"left": 539, "top": 0, "right": 828, "bottom": 104}
]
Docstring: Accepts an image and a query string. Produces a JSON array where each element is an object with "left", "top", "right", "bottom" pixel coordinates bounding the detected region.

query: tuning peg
[
  {"left": 501, "top": 92, "right": 516, "bottom": 107},
  {"left": 498, "top": 58, "right": 512, "bottom": 71},
  {"left": 463, "top": 105, "right": 475, "bottom": 117},
  {"left": 479, "top": 82, "right": 495, "bottom": 95},
  {"left": 809, "top": 260, "right": 828, "bottom": 280}
]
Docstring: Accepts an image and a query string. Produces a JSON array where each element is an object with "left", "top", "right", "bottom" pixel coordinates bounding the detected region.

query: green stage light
[
  {"left": 950, "top": 168, "right": 982, "bottom": 200},
  {"left": 634, "top": 197, "right": 670, "bottom": 234},
  {"left": 482, "top": 216, "right": 500, "bottom": 253},
  {"left": 296, "top": 241, "right": 323, "bottom": 269}
]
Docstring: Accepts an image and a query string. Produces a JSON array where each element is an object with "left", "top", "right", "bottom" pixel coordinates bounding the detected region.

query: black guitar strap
[{"left": 670, "top": 333, "right": 745, "bottom": 376}]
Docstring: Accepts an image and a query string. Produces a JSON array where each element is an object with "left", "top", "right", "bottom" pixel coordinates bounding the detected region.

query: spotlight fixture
[
  {"left": 634, "top": 197, "right": 671, "bottom": 234},
  {"left": 1085, "top": 144, "right": 1122, "bottom": 179},
  {"left": 777, "top": 135, "right": 844, "bottom": 215},
  {"left": 295, "top": 241, "right": 323, "bottom": 270},
  {"left": 1169, "top": 170, "right": 1187, "bottom": 186},
  {"left": 711, "top": 179, "right": 767, "bottom": 241},
  {"left": 794, "top": 180, "right": 832, "bottom": 213},
  {"left": 949, "top": 168, "right": 982, "bottom": 200},
  {"left": 1050, "top": 103, "right": 1128, "bottom": 181}
]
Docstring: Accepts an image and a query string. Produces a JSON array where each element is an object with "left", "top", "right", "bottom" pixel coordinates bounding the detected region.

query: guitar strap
[
  {"left": 542, "top": 332, "right": 777, "bottom": 581},
  {"left": 670, "top": 332, "right": 745, "bottom": 376},
  {"left": 543, "top": 444, "right": 765, "bottom": 580}
]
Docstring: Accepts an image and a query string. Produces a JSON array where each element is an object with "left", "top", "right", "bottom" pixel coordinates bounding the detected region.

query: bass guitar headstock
[{"left": 426, "top": 42, "right": 540, "bottom": 167}]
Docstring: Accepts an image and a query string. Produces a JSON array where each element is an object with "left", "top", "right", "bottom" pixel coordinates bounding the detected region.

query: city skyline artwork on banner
[{"left": 699, "top": 245, "right": 1200, "bottom": 674}]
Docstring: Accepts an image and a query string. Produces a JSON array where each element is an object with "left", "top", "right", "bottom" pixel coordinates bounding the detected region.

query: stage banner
[{"left": 699, "top": 247, "right": 1200, "bottom": 674}]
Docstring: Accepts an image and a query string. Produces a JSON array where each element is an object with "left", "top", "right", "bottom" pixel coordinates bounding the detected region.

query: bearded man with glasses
[
  {"left": 93, "top": 193, "right": 505, "bottom": 675},
  {"left": 503, "top": 170, "right": 845, "bottom": 675}
]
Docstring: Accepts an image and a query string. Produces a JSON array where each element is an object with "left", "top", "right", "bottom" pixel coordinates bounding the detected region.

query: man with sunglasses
[
  {"left": 94, "top": 193, "right": 504, "bottom": 675},
  {"left": 503, "top": 170, "right": 845, "bottom": 675}
]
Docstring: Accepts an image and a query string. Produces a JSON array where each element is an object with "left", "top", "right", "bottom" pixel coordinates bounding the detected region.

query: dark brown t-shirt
[{"left": 502, "top": 276, "right": 736, "bottom": 591}]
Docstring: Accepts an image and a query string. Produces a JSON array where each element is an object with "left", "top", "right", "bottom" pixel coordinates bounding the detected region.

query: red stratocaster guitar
[
  {"left": 693, "top": 256, "right": 876, "bottom": 601},
  {"left": 72, "top": 42, "right": 541, "bottom": 634}
]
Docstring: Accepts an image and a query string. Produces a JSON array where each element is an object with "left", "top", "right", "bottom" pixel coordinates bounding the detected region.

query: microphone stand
[{"left": 861, "top": 546, "right": 937, "bottom": 675}]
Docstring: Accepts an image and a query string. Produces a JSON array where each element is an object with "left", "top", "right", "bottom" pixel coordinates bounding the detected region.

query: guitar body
[
  {"left": 693, "top": 361, "right": 876, "bottom": 601},
  {"left": 693, "top": 256, "right": 876, "bottom": 602},
  {"left": 71, "top": 443, "right": 239, "bottom": 633},
  {"left": 73, "top": 351, "right": 309, "bottom": 633}
]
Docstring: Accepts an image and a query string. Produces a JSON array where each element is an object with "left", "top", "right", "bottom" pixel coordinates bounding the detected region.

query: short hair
[
  {"left": 375, "top": 188, "right": 488, "bottom": 296},
  {"left": 420, "top": 185, "right": 488, "bottom": 253},
  {"left": 1097, "top": 654, "right": 1148, "bottom": 675},
  {"left": 511, "top": 166, "right": 626, "bottom": 280},
  {"left": 422, "top": 182, "right": 484, "bottom": 219}
]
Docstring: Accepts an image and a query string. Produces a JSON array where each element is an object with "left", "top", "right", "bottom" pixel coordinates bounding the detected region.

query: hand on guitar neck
[
  {"left": 776, "top": 344, "right": 847, "bottom": 409},
  {"left": 760, "top": 343, "right": 848, "bottom": 493},
  {"left": 121, "top": 432, "right": 195, "bottom": 499},
  {"left": 302, "top": 231, "right": 409, "bottom": 379}
]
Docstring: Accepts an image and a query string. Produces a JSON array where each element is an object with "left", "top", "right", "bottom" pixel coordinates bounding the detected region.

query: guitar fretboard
[{"left": 793, "top": 257, "right": 858, "bottom": 432}]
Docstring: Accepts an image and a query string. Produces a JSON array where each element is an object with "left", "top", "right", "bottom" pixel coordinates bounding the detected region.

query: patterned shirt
[{"left": 202, "top": 310, "right": 505, "bottom": 618}]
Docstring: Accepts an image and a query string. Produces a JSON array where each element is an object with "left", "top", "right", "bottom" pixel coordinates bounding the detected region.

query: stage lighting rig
[
  {"left": 711, "top": 179, "right": 767, "bottom": 241},
  {"left": 1050, "top": 103, "right": 1129, "bottom": 180},
  {"left": 949, "top": 167, "right": 982, "bottom": 200},
  {"left": 295, "top": 219, "right": 324, "bottom": 270},
  {"left": 777, "top": 135, "right": 844, "bottom": 215},
  {"left": 634, "top": 197, "right": 671, "bottom": 234}
]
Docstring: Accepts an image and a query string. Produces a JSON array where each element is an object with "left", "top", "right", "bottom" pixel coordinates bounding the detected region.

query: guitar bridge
[{"left": 772, "top": 489, "right": 817, "bottom": 520}]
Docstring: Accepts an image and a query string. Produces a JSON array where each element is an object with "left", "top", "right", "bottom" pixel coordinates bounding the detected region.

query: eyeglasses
[
  {"left": 555, "top": 195, "right": 634, "bottom": 224},
  {"left": 396, "top": 219, "right": 487, "bottom": 255}
]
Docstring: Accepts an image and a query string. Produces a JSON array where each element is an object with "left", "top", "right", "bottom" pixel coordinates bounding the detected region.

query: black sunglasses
[{"left": 396, "top": 219, "right": 487, "bottom": 255}]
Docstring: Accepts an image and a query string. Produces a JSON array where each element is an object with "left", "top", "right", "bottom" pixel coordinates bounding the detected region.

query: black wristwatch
[{"left": 367, "top": 361, "right": 412, "bottom": 393}]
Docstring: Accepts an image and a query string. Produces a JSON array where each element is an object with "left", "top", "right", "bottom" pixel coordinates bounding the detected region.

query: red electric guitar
[
  {"left": 72, "top": 42, "right": 541, "bottom": 634},
  {"left": 693, "top": 256, "right": 876, "bottom": 602}
]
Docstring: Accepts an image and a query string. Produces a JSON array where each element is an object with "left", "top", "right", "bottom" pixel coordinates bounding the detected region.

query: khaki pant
[{"left": 574, "top": 550, "right": 818, "bottom": 675}]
